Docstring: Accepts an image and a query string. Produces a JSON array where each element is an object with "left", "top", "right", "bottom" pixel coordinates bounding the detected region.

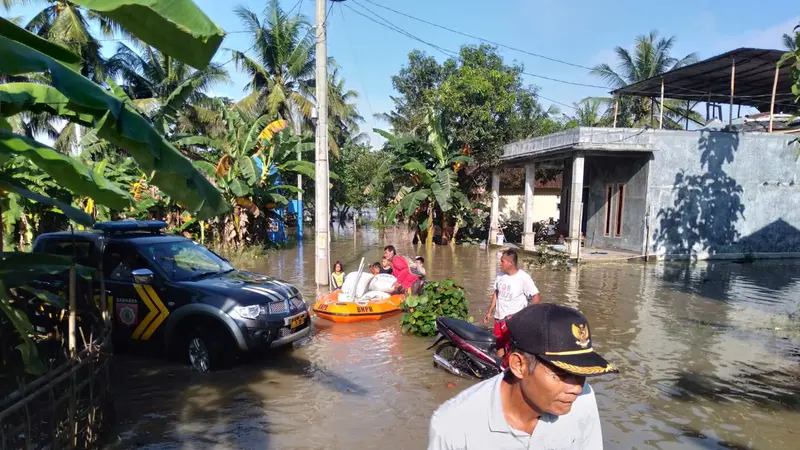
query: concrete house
[{"left": 489, "top": 48, "right": 800, "bottom": 260}]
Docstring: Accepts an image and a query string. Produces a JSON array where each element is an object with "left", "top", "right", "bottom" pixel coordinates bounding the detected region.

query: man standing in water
[
  {"left": 383, "top": 245, "right": 421, "bottom": 295},
  {"left": 483, "top": 249, "right": 541, "bottom": 357},
  {"left": 428, "top": 304, "right": 618, "bottom": 449}
]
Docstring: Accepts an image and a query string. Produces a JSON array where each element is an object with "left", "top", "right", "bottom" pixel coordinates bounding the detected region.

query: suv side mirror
[{"left": 132, "top": 268, "right": 154, "bottom": 285}]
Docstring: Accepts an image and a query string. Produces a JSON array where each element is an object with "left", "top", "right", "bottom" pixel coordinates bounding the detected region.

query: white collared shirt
[{"left": 428, "top": 373, "right": 603, "bottom": 449}]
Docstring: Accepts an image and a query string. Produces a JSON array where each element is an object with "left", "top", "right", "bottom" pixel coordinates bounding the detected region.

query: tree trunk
[
  {"left": 451, "top": 215, "right": 462, "bottom": 247},
  {"left": 426, "top": 202, "right": 434, "bottom": 247}
]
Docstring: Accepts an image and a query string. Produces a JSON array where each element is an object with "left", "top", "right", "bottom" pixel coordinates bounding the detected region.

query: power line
[
  {"left": 286, "top": 0, "right": 305, "bottom": 17},
  {"left": 358, "top": 0, "right": 594, "bottom": 71},
  {"left": 338, "top": 3, "right": 374, "bottom": 121},
  {"left": 537, "top": 94, "right": 576, "bottom": 110},
  {"left": 521, "top": 72, "right": 608, "bottom": 90},
  {"left": 345, "top": 0, "right": 606, "bottom": 92},
  {"left": 342, "top": 2, "right": 456, "bottom": 57}
]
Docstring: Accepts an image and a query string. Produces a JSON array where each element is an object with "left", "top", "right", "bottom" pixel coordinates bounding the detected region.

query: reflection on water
[{"left": 108, "top": 226, "right": 800, "bottom": 449}]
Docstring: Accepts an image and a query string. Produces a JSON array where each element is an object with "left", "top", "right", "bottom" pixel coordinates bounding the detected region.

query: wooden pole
[
  {"left": 659, "top": 78, "right": 665, "bottom": 129},
  {"left": 685, "top": 99, "right": 690, "bottom": 129},
  {"left": 612, "top": 96, "right": 619, "bottom": 128},
  {"left": 68, "top": 263, "right": 76, "bottom": 357},
  {"left": 769, "top": 65, "right": 780, "bottom": 133},
  {"left": 729, "top": 58, "right": 735, "bottom": 125}
]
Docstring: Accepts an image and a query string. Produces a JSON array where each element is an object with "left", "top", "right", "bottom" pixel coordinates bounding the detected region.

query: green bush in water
[{"left": 400, "top": 280, "right": 471, "bottom": 336}]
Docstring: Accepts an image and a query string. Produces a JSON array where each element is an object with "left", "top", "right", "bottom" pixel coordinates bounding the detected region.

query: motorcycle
[{"left": 427, "top": 316, "right": 503, "bottom": 379}]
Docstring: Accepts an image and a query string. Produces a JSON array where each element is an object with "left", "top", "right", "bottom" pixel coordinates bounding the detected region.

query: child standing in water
[{"left": 331, "top": 261, "right": 345, "bottom": 289}]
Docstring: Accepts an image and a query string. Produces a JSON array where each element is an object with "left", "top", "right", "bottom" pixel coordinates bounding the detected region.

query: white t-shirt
[
  {"left": 428, "top": 374, "right": 603, "bottom": 449},
  {"left": 494, "top": 270, "right": 538, "bottom": 319}
]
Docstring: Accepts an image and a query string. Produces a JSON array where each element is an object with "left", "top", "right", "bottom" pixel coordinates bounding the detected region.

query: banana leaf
[
  {"left": 0, "top": 289, "right": 45, "bottom": 375},
  {"left": 400, "top": 189, "right": 431, "bottom": 217},
  {"left": 280, "top": 160, "right": 315, "bottom": 179},
  {"left": 0, "top": 17, "right": 80, "bottom": 70},
  {"left": 0, "top": 83, "right": 97, "bottom": 125},
  {"left": 18, "top": 285, "right": 66, "bottom": 310},
  {"left": 237, "top": 155, "right": 259, "bottom": 185},
  {"left": 0, "top": 253, "right": 94, "bottom": 288},
  {"left": 431, "top": 170, "right": 456, "bottom": 212},
  {"left": 0, "top": 176, "right": 93, "bottom": 226},
  {"left": 0, "top": 130, "right": 131, "bottom": 210},
  {"left": 70, "top": 0, "right": 224, "bottom": 70},
  {"left": 193, "top": 161, "right": 216, "bottom": 178},
  {"left": 0, "top": 27, "right": 228, "bottom": 220},
  {"left": 242, "top": 115, "right": 271, "bottom": 155}
]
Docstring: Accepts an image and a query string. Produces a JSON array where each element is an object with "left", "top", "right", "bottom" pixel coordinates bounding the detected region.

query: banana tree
[
  {"left": 0, "top": 0, "right": 226, "bottom": 374},
  {"left": 192, "top": 115, "right": 315, "bottom": 246},
  {"left": 371, "top": 111, "right": 473, "bottom": 246}
]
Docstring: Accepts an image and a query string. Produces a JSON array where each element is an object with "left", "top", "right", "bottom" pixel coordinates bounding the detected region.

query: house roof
[{"left": 611, "top": 48, "right": 796, "bottom": 112}]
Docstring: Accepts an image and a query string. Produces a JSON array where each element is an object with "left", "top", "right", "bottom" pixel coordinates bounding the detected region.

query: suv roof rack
[{"left": 93, "top": 220, "right": 167, "bottom": 234}]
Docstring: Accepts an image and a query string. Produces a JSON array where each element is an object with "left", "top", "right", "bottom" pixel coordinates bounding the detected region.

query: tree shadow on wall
[{"left": 655, "top": 132, "right": 744, "bottom": 256}]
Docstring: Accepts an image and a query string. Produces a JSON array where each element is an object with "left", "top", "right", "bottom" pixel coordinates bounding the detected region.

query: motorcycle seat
[{"left": 438, "top": 316, "right": 495, "bottom": 343}]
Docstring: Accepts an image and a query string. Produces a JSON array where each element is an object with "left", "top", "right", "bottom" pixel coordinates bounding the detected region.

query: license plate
[{"left": 290, "top": 313, "right": 307, "bottom": 329}]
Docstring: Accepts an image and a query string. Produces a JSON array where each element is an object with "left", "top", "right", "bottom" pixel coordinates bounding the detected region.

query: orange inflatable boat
[{"left": 312, "top": 289, "right": 405, "bottom": 323}]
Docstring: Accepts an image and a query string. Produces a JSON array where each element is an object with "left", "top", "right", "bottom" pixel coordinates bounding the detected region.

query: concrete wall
[
  {"left": 498, "top": 188, "right": 561, "bottom": 223},
  {"left": 647, "top": 130, "right": 800, "bottom": 258},
  {"left": 584, "top": 155, "right": 650, "bottom": 252}
]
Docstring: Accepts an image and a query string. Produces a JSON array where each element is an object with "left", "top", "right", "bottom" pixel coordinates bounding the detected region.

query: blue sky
[{"left": 5, "top": 0, "right": 799, "bottom": 145}]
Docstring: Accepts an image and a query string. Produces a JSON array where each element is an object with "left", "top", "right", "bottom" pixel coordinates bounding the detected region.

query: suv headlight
[{"left": 233, "top": 305, "right": 263, "bottom": 320}]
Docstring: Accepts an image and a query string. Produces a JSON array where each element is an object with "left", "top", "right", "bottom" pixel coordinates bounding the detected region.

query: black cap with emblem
[{"left": 506, "top": 303, "right": 618, "bottom": 377}]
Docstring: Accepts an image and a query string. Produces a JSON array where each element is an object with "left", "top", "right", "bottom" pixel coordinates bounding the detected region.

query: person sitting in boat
[
  {"left": 369, "top": 262, "right": 382, "bottom": 276},
  {"left": 411, "top": 256, "right": 426, "bottom": 279},
  {"left": 331, "top": 261, "right": 345, "bottom": 290},
  {"left": 380, "top": 257, "right": 393, "bottom": 274},
  {"left": 384, "top": 245, "right": 422, "bottom": 295}
]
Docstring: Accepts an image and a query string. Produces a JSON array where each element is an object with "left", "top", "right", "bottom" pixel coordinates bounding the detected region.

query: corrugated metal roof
[{"left": 611, "top": 48, "right": 795, "bottom": 111}]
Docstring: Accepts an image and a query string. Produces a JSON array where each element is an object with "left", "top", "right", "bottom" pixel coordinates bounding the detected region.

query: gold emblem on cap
[{"left": 572, "top": 323, "right": 591, "bottom": 348}]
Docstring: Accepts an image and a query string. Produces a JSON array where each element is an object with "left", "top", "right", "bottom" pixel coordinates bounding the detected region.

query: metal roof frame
[{"left": 611, "top": 48, "right": 795, "bottom": 111}]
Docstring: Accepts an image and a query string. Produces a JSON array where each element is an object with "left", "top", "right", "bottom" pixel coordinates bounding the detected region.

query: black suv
[{"left": 31, "top": 220, "right": 311, "bottom": 372}]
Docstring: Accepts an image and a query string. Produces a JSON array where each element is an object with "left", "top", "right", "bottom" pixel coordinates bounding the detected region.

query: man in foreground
[
  {"left": 383, "top": 245, "right": 421, "bottom": 295},
  {"left": 429, "top": 304, "right": 618, "bottom": 449},
  {"left": 484, "top": 249, "right": 541, "bottom": 358}
]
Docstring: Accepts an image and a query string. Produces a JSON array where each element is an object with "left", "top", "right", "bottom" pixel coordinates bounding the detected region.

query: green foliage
[
  {"left": 0, "top": 0, "right": 229, "bottom": 377},
  {"left": 384, "top": 45, "right": 568, "bottom": 172},
  {"left": 779, "top": 24, "right": 800, "bottom": 147},
  {"left": 400, "top": 280, "right": 471, "bottom": 336},
  {"left": 0, "top": 24, "right": 227, "bottom": 220},
  {"left": 70, "top": 0, "right": 224, "bottom": 70},
  {"left": 330, "top": 143, "right": 384, "bottom": 218}
]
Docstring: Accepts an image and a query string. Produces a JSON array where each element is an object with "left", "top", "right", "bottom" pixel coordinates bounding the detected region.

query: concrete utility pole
[{"left": 314, "top": 0, "right": 330, "bottom": 286}]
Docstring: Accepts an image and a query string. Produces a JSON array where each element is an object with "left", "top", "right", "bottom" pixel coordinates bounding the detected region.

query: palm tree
[
  {"left": 591, "top": 31, "right": 700, "bottom": 128},
  {"left": 327, "top": 67, "right": 366, "bottom": 149},
  {"left": 106, "top": 42, "right": 229, "bottom": 138},
  {"left": 784, "top": 31, "right": 797, "bottom": 51},
  {"left": 2, "top": 0, "right": 128, "bottom": 82},
  {"left": 570, "top": 98, "right": 614, "bottom": 127},
  {"left": 231, "top": 0, "right": 315, "bottom": 127}
]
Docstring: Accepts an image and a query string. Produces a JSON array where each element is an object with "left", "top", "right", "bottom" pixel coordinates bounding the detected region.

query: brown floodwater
[{"left": 107, "top": 226, "right": 800, "bottom": 449}]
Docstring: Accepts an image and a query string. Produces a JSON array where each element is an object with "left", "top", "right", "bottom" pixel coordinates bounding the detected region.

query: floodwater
[{"left": 108, "top": 226, "right": 800, "bottom": 450}]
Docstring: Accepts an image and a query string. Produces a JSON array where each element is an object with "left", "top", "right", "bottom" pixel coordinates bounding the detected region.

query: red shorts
[{"left": 493, "top": 318, "right": 511, "bottom": 352}]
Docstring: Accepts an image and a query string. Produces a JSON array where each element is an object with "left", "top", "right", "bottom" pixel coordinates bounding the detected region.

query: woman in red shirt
[{"left": 383, "top": 245, "right": 421, "bottom": 295}]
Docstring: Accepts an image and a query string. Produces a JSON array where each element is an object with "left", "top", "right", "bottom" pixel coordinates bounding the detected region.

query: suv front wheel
[{"left": 184, "top": 325, "right": 231, "bottom": 373}]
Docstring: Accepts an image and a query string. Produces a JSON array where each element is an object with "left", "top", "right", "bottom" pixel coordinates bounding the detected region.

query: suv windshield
[{"left": 140, "top": 240, "right": 234, "bottom": 282}]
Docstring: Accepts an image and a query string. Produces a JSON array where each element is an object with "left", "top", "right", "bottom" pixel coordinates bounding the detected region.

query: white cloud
[{"left": 713, "top": 17, "right": 799, "bottom": 52}]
